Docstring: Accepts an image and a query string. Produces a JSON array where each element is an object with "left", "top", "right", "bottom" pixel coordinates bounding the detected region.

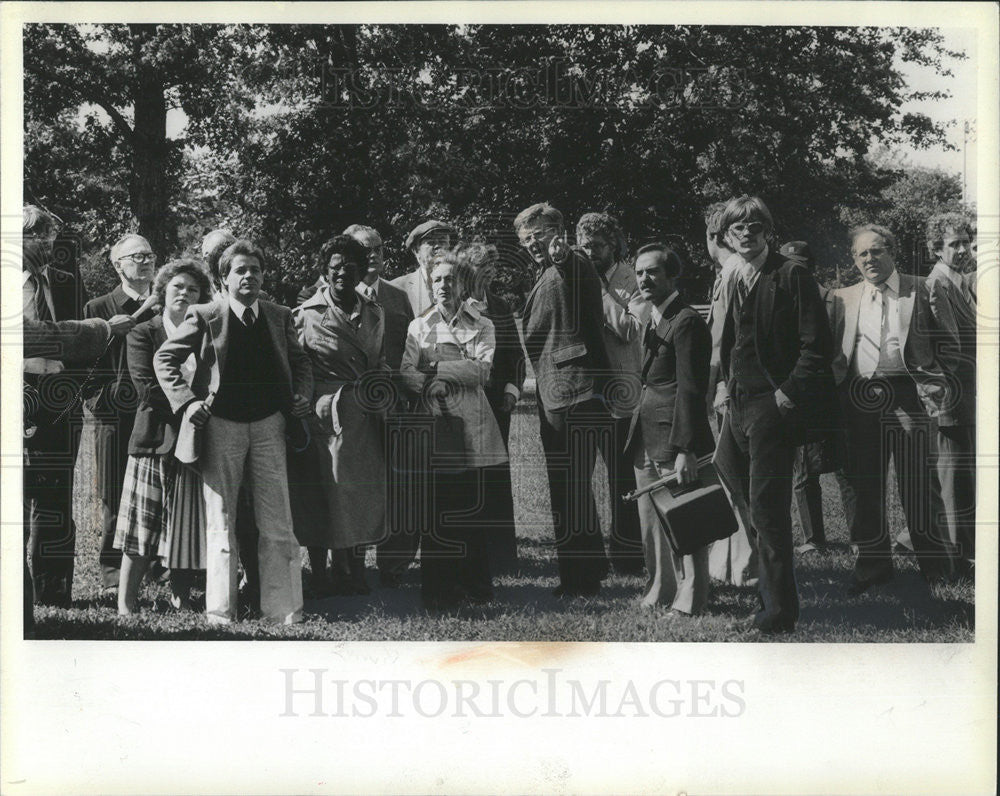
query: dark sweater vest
[
  {"left": 212, "top": 309, "right": 284, "bottom": 422},
  {"left": 730, "top": 281, "right": 772, "bottom": 394}
]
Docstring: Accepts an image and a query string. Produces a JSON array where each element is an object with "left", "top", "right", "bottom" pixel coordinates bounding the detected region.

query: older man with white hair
[{"left": 83, "top": 233, "right": 159, "bottom": 595}]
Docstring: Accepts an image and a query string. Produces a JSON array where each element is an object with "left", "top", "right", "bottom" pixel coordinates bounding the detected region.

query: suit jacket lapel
[
  {"left": 523, "top": 266, "right": 551, "bottom": 312},
  {"left": 752, "top": 254, "right": 780, "bottom": 373},
  {"left": 897, "top": 273, "right": 915, "bottom": 353},
  {"left": 261, "top": 301, "right": 293, "bottom": 386},
  {"left": 150, "top": 314, "right": 167, "bottom": 348},
  {"left": 641, "top": 299, "right": 681, "bottom": 377},
  {"left": 111, "top": 284, "right": 129, "bottom": 313},
  {"left": 209, "top": 303, "right": 228, "bottom": 383},
  {"left": 842, "top": 282, "right": 863, "bottom": 365}
]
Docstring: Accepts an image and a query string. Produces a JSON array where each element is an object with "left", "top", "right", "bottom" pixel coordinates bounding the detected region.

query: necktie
[
  {"left": 243, "top": 307, "right": 255, "bottom": 327},
  {"left": 732, "top": 276, "right": 750, "bottom": 319},
  {"left": 643, "top": 320, "right": 657, "bottom": 352},
  {"left": 34, "top": 271, "right": 53, "bottom": 321},
  {"left": 855, "top": 284, "right": 885, "bottom": 378},
  {"left": 366, "top": 285, "right": 376, "bottom": 301}
]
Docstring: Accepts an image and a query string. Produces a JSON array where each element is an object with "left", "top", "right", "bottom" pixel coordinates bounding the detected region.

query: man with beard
[{"left": 574, "top": 211, "right": 643, "bottom": 575}]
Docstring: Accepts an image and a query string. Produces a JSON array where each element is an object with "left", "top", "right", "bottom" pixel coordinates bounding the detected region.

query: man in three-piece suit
[
  {"left": 830, "top": 224, "right": 958, "bottom": 595},
  {"left": 575, "top": 212, "right": 644, "bottom": 575},
  {"left": 713, "top": 195, "right": 836, "bottom": 634},
  {"left": 625, "top": 244, "right": 715, "bottom": 615},
  {"left": 155, "top": 240, "right": 313, "bottom": 624},
  {"left": 390, "top": 220, "right": 455, "bottom": 317},
  {"left": 703, "top": 200, "right": 758, "bottom": 589},
  {"left": 83, "top": 234, "right": 158, "bottom": 592},
  {"left": 924, "top": 213, "right": 977, "bottom": 577},
  {"left": 517, "top": 202, "right": 614, "bottom": 597}
]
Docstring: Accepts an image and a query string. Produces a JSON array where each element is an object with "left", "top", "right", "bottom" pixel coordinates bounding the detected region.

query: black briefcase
[{"left": 647, "top": 467, "right": 738, "bottom": 557}]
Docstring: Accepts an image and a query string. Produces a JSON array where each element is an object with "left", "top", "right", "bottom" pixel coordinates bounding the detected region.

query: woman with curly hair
[{"left": 115, "top": 258, "right": 212, "bottom": 615}]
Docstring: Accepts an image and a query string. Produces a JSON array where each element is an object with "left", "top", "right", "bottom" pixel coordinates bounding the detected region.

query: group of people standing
[{"left": 21, "top": 194, "right": 977, "bottom": 634}]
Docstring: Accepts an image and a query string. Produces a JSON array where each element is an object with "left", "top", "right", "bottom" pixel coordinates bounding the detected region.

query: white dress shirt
[
  {"left": 121, "top": 282, "right": 150, "bottom": 302},
  {"left": 854, "top": 270, "right": 905, "bottom": 378},
  {"left": 228, "top": 294, "right": 260, "bottom": 325}
]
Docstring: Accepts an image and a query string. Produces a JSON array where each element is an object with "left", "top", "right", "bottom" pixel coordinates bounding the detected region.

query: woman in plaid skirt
[{"left": 114, "top": 259, "right": 213, "bottom": 615}]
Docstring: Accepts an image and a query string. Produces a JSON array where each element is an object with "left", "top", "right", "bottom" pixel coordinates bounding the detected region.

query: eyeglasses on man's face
[
  {"left": 518, "top": 227, "right": 559, "bottom": 247},
  {"left": 728, "top": 222, "right": 765, "bottom": 236},
  {"left": 118, "top": 252, "right": 156, "bottom": 264}
]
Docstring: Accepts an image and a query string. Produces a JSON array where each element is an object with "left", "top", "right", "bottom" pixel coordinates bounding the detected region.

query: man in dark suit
[
  {"left": 713, "top": 195, "right": 836, "bottom": 633},
  {"left": 516, "top": 202, "right": 613, "bottom": 597},
  {"left": 830, "top": 224, "right": 958, "bottom": 594},
  {"left": 625, "top": 243, "right": 714, "bottom": 614},
  {"left": 924, "top": 213, "right": 976, "bottom": 578},
  {"left": 344, "top": 224, "right": 414, "bottom": 373},
  {"left": 83, "top": 234, "right": 158, "bottom": 593},
  {"left": 22, "top": 206, "right": 119, "bottom": 609},
  {"left": 155, "top": 240, "right": 313, "bottom": 624}
]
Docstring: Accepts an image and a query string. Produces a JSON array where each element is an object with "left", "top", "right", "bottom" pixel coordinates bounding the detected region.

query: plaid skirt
[{"left": 114, "top": 454, "right": 206, "bottom": 568}]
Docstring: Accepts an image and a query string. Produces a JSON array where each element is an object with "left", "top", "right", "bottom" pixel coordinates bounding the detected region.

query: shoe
[
  {"left": 753, "top": 611, "right": 796, "bottom": 634},
  {"left": 379, "top": 571, "right": 402, "bottom": 588},
  {"left": 145, "top": 562, "right": 170, "bottom": 585},
  {"left": 846, "top": 568, "right": 894, "bottom": 597},
  {"left": 422, "top": 591, "right": 462, "bottom": 611}
]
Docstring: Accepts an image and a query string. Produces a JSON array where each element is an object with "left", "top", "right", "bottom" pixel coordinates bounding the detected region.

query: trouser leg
[
  {"left": 538, "top": 398, "right": 609, "bottom": 589},
  {"left": 201, "top": 415, "right": 249, "bottom": 623},
  {"left": 936, "top": 424, "right": 975, "bottom": 574},
  {"left": 246, "top": 412, "right": 303, "bottom": 624},
  {"left": 603, "top": 416, "right": 643, "bottom": 573}
]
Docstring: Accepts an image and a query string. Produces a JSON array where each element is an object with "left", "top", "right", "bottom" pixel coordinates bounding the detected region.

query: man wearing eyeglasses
[
  {"left": 829, "top": 224, "right": 958, "bottom": 596},
  {"left": 516, "top": 202, "right": 613, "bottom": 597},
  {"left": 82, "top": 234, "right": 158, "bottom": 596},
  {"left": 713, "top": 195, "right": 835, "bottom": 634}
]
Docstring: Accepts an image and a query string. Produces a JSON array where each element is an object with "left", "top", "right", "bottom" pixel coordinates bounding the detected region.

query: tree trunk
[{"left": 129, "top": 25, "right": 173, "bottom": 257}]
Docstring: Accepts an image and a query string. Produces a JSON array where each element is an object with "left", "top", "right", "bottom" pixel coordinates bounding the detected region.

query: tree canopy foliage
[{"left": 24, "top": 23, "right": 971, "bottom": 303}]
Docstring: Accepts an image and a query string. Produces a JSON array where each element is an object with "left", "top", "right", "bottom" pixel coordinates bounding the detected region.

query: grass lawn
[{"left": 41, "top": 398, "right": 974, "bottom": 642}]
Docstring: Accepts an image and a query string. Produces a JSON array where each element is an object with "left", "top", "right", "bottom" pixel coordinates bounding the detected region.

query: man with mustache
[{"left": 574, "top": 211, "right": 643, "bottom": 575}]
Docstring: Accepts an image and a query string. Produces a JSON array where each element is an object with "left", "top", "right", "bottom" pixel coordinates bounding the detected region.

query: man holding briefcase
[{"left": 624, "top": 243, "right": 716, "bottom": 616}]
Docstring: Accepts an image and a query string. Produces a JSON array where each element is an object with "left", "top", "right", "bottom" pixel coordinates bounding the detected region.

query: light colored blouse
[{"left": 400, "top": 299, "right": 507, "bottom": 468}]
